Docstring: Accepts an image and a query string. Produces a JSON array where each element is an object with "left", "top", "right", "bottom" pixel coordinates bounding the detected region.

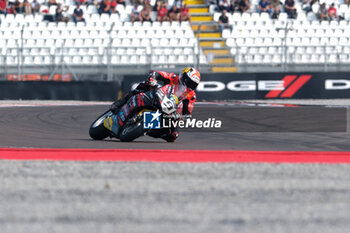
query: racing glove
[{"left": 170, "top": 111, "right": 180, "bottom": 120}]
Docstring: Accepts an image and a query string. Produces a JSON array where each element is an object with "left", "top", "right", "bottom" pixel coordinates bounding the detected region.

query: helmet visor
[{"left": 183, "top": 74, "right": 198, "bottom": 90}]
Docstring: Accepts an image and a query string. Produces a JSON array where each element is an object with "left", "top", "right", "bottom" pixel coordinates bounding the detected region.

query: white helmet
[{"left": 179, "top": 67, "right": 201, "bottom": 91}]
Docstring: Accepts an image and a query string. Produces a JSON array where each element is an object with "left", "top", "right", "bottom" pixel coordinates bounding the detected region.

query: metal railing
[
  {"left": 233, "top": 44, "right": 350, "bottom": 71},
  {"left": 0, "top": 23, "right": 204, "bottom": 80},
  {"left": 2, "top": 22, "right": 350, "bottom": 77},
  {"left": 0, "top": 43, "right": 201, "bottom": 80}
]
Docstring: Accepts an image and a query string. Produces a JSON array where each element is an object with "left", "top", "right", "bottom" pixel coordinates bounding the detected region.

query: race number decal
[{"left": 161, "top": 96, "right": 176, "bottom": 114}]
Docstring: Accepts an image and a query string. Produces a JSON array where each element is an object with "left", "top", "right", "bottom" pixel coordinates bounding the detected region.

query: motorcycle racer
[{"left": 106, "top": 67, "right": 201, "bottom": 142}]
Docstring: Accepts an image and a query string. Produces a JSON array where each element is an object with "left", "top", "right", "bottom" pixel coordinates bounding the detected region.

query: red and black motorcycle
[{"left": 89, "top": 84, "right": 185, "bottom": 142}]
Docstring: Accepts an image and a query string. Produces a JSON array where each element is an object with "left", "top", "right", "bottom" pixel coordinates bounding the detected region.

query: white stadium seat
[{"left": 1, "top": 0, "right": 350, "bottom": 68}]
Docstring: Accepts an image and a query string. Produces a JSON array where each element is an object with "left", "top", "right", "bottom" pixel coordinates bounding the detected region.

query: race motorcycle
[{"left": 89, "top": 84, "right": 185, "bottom": 142}]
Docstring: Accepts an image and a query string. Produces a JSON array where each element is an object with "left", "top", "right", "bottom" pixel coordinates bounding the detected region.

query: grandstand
[
  {"left": 1, "top": 0, "right": 350, "bottom": 79},
  {"left": 214, "top": 8, "right": 350, "bottom": 72},
  {"left": 0, "top": 15, "right": 206, "bottom": 79},
  {"left": 210, "top": 0, "right": 350, "bottom": 72}
]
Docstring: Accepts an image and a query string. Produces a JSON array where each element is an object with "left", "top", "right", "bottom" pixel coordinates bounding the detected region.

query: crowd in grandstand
[
  {"left": 0, "top": 0, "right": 349, "bottom": 25},
  {"left": 0, "top": 0, "right": 192, "bottom": 24},
  {"left": 129, "top": 0, "right": 191, "bottom": 23},
  {"left": 216, "top": 0, "right": 348, "bottom": 20},
  {"left": 216, "top": 0, "right": 348, "bottom": 32}
]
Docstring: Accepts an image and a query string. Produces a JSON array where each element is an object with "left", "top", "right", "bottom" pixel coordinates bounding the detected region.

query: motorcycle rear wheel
[{"left": 119, "top": 117, "right": 145, "bottom": 142}]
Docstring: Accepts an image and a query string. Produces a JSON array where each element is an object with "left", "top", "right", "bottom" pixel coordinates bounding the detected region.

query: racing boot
[
  {"left": 107, "top": 92, "right": 153, "bottom": 137},
  {"left": 110, "top": 81, "right": 152, "bottom": 114},
  {"left": 161, "top": 130, "right": 179, "bottom": 142},
  {"left": 110, "top": 90, "right": 137, "bottom": 114},
  {"left": 147, "top": 127, "right": 179, "bottom": 142},
  {"left": 110, "top": 96, "right": 129, "bottom": 114}
]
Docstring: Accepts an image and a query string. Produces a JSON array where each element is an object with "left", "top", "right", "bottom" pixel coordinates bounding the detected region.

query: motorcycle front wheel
[{"left": 89, "top": 110, "right": 112, "bottom": 140}]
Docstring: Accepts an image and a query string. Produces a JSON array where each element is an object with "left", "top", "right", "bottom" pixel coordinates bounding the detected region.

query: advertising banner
[
  {"left": 0, "top": 81, "right": 121, "bottom": 101},
  {"left": 124, "top": 72, "right": 350, "bottom": 100}
]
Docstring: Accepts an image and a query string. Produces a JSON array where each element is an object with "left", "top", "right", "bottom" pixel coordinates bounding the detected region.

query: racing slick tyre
[
  {"left": 119, "top": 117, "right": 145, "bottom": 142},
  {"left": 89, "top": 110, "right": 112, "bottom": 140}
]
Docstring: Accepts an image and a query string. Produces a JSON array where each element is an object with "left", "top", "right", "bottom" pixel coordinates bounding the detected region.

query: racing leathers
[{"left": 109, "top": 70, "right": 196, "bottom": 142}]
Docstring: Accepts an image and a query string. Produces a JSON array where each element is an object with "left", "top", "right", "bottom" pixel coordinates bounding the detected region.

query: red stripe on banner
[
  {"left": 265, "top": 75, "right": 297, "bottom": 98},
  {"left": 1, "top": 148, "right": 350, "bottom": 163},
  {"left": 280, "top": 75, "right": 312, "bottom": 98}
]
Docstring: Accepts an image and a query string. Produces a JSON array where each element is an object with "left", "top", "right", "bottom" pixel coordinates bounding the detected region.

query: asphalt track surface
[
  {"left": 1, "top": 100, "right": 350, "bottom": 233},
  {"left": 0, "top": 102, "right": 349, "bottom": 151}
]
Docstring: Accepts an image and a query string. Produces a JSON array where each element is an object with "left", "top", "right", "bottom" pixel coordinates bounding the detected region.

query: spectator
[
  {"left": 23, "top": 0, "right": 31, "bottom": 14},
  {"left": 157, "top": 3, "right": 168, "bottom": 22},
  {"left": 270, "top": 0, "right": 280, "bottom": 18},
  {"left": 302, "top": 0, "right": 317, "bottom": 13},
  {"left": 230, "top": 0, "right": 239, "bottom": 12},
  {"left": 179, "top": 4, "right": 190, "bottom": 22},
  {"left": 0, "top": 0, "right": 8, "bottom": 14},
  {"left": 48, "top": 0, "right": 57, "bottom": 7},
  {"left": 31, "top": 0, "right": 40, "bottom": 14},
  {"left": 168, "top": 4, "right": 180, "bottom": 22},
  {"left": 218, "top": 9, "right": 232, "bottom": 32},
  {"left": 317, "top": 2, "right": 329, "bottom": 20},
  {"left": 131, "top": 4, "right": 141, "bottom": 23},
  {"left": 153, "top": 0, "right": 162, "bottom": 11},
  {"left": 55, "top": 3, "right": 69, "bottom": 22},
  {"left": 174, "top": 0, "right": 182, "bottom": 8},
  {"left": 284, "top": 0, "right": 297, "bottom": 18},
  {"left": 92, "top": 0, "right": 102, "bottom": 5},
  {"left": 110, "top": 0, "right": 118, "bottom": 14},
  {"left": 73, "top": 3, "right": 85, "bottom": 23},
  {"left": 237, "top": 0, "right": 250, "bottom": 13},
  {"left": 328, "top": 3, "right": 339, "bottom": 21},
  {"left": 98, "top": 0, "right": 111, "bottom": 14},
  {"left": 74, "top": 0, "right": 88, "bottom": 5},
  {"left": 130, "top": 0, "right": 141, "bottom": 5},
  {"left": 11, "top": 0, "right": 23, "bottom": 14},
  {"left": 117, "top": 0, "right": 125, "bottom": 6},
  {"left": 144, "top": 0, "right": 151, "bottom": 8},
  {"left": 257, "top": 0, "right": 271, "bottom": 14},
  {"left": 218, "top": 0, "right": 231, "bottom": 12},
  {"left": 140, "top": 5, "right": 152, "bottom": 22}
]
